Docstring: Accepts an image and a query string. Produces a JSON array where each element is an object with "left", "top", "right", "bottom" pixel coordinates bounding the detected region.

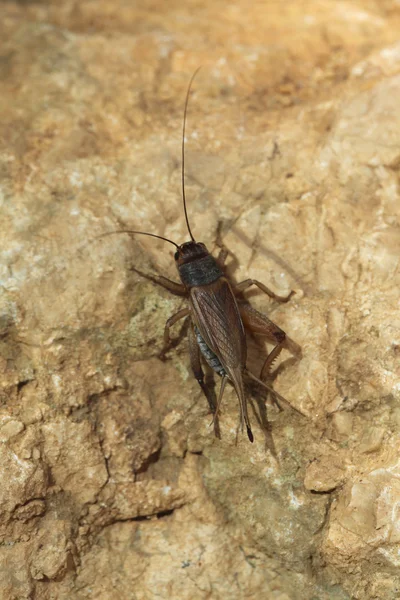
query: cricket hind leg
[
  {"left": 240, "top": 303, "right": 306, "bottom": 418},
  {"left": 239, "top": 303, "right": 302, "bottom": 381},
  {"left": 188, "top": 324, "right": 221, "bottom": 439}
]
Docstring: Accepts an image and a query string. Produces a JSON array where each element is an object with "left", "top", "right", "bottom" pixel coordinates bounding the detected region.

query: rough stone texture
[{"left": 1, "top": 1, "right": 400, "bottom": 598}]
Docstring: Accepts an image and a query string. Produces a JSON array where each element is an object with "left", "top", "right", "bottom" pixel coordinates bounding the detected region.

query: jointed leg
[
  {"left": 131, "top": 267, "right": 187, "bottom": 296},
  {"left": 239, "top": 303, "right": 302, "bottom": 380},
  {"left": 188, "top": 324, "right": 213, "bottom": 409},
  {"left": 159, "top": 308, "right": 190, "bottom": 359},
  {"left": 188, "top": 325, "right": 220, "bottom": 438},
  {"left": 260, "top": 343, "right": 285, "bottom": 381},
  {"left": 213, "top": 221, "right": 229, "bottom": 268},
  {"left": 234, "top": 279, "right": 294, "bottom": 303},
  {"left": 217, "top": 246, "right": 229, "bottom": 268}
]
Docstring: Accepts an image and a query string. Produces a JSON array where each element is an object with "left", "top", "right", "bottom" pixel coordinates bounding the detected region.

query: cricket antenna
[
  {"left": 96, "top": 230, "right": 179, "bottom": 249},
  {"left": 182, "top": 67, "right": 202, "bottom": 242}
]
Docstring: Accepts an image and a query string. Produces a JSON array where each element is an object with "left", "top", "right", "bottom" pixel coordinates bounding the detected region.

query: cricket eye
[{"left": 174, "top": 251, "right": 179, "bottom": 260}]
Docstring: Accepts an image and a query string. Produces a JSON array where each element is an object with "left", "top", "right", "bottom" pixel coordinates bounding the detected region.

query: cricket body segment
[
  {"left": 194, "top": 325, "right": 227, "bottom": 377},
  {"left": 175, "top": 242, "right": 222, "bottom": 286},
  {"left": 174, "top": 240, "right": 254, "bottom": 440}
]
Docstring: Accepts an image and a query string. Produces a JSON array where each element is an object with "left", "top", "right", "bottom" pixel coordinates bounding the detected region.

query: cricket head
[{"left": 174, "top": 241, "right": 209, "bottom": 266}]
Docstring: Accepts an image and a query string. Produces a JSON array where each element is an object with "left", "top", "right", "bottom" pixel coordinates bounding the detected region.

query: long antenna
[
  {"left": 182, "top": 67, "right": 202, "bottom": 242},
  {"left": 96, "top": 230, "right": 179, "bottom": 249}
]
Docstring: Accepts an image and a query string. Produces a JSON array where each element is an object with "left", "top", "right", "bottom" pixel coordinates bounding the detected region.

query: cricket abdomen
[{"left": 194, "top": 325, "right": 227, "bottom": 377}]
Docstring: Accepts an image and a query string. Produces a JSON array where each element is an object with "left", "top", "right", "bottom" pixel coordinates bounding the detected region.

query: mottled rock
[
  {"left": 13, "top": 499, "right": 46, "bottom": 522},
  {"left": 30, "top": 520, "right": 70, "bottom": 580},
  {"left": 324, "top": 454, "right": 400, "bottom": 596},
  {"left": 304, "top": 456, "right": 346, "bottom": 492},
  {"left": 0, "top": 417, "right": 24, "bottom": 442},
  {"left": 41, "top": 418, "right": 108, "bottom": 504},
  {"left": 0, "top": 542, "right": 33, "bottom": 600},
  {"left": 1, "top": 0, "right": 400, "bottom": 598},
  {"left": 96, "top": 390, "right": 161, "bottom": 480},
  {"left": 0, "top": 443, "right": 47, "bottom": 527}
]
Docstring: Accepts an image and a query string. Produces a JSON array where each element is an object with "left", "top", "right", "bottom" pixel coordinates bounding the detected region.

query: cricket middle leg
[
  {"left": 234, "top": 278, "right": 294, "bottom": 303},
  {"left": 159, "top": 308, "right": 190, "bottom": 359}
]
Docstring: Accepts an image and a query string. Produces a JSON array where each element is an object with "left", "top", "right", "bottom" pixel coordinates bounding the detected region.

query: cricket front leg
[
  {"left": 131, "top": 267, "right": 187, "bottom": 296},
  {"left": 188, "top": 325, "right": 221, "bottom": 439},
  {"left": 239, "top": 303, "right": 302, "bottom": 380}
]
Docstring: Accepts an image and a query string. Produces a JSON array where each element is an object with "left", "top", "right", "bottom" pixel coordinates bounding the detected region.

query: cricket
[{"left": 101, "top": 70, "right": 302, "bottom": 442}]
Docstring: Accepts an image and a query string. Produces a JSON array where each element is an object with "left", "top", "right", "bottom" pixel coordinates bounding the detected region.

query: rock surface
[{"left": 1, "top": 1, "right": 400, "bottom": 598}]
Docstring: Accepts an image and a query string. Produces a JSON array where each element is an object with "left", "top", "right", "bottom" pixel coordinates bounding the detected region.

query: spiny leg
[
  {"left": 240, "top": 303, "right": 305, "bottom": 417},
  {"left": 188, "top": 325, "right": 220, "bottom": 438},
  {"left": 260, "top": 342, "right": 285, "bottom": 382},
  {"left": 131, "top": 267, "right": 187, "bottom": 296},
  {"left": 239, "top": 303, "right": 300, "bottom": 380},
  {"left": 159, "top": 308, "right": 190, "bottom": 359},
  {"left": 234, "top": 278, "right": 294, "bottom": 303}
]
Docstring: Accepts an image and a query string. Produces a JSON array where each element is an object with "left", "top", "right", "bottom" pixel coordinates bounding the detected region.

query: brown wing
[
  {"left": 190, "top": 277, "right": 254, "bottom": 441},
  {"left": 189, "top": 277, "right": 246, "bottom": 370},
  {"left": 190, "top": 277, "right": 253, "bottom": 440}
]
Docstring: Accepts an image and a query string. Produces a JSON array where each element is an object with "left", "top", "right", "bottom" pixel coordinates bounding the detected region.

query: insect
[{"left": 100, "top": 70, "right": 302, "bottom": 442}]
